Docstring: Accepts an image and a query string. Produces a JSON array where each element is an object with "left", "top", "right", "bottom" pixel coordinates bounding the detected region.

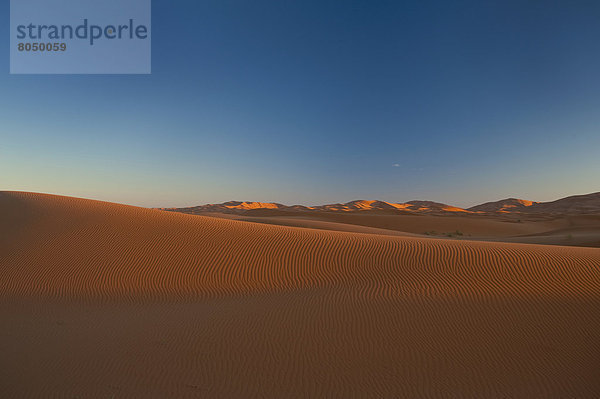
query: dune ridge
[
  {"left": 165, "top": 198, "right": 472, "bottom": 215},
  {"left": 1, "top": 191, "right": 599, "bottom": 301},
  {"left": 165, "top": 191, "right": 600, "bottom": 216}
]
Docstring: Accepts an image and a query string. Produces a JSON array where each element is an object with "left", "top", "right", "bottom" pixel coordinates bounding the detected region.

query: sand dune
[
  {"left": 1, "top": 191, "right": 600, "bottom": 397},
  {"left": 468, "top": 193, "right": 600, "bottom": 214},
  {"left": 167, "top": 191, "right": 600, "bottom": 217},
  {"left": 191, "top": 209, "right": 600, "bottom": 248},
  {"left": 167, "top": 192, "right": 600, "bottom": 248},
  {"left": 165, "top": 198, "right": 473, "bottom": 215},
  {"left": 468, "top": 197, "right": 539, "bottom": 212},
  {"left": 205, "top": 211, "right": 573, "bottom": 239},
  {"left": 218, "top": 214, "right": 422, "bottom": 237}
]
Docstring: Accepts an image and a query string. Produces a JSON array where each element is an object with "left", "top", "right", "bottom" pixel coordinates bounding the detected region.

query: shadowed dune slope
[
  {"left": 2, "top": 192, "right": 600, "bottom": 398},
  {"left": 1, "top": 191, "right": 599, "bottom": 300}
]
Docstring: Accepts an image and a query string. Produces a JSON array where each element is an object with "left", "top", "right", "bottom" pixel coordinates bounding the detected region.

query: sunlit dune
[
  {"left": 346, "top": 200, "right": 379, "bottom": 209},
  {"left": 1, "top": 191, "right": 600, "bottom": 398},
  {"left": 168, "top": 199, "right": 475, "bottom": 215},
  {"left": 516, "top": 199, "right": 536, "bottom": 206},
  {"left": 441, "top": 206, "right": 471, "bottom": 212},
  {"left": 468, "top": 198, "right": 541, "bottom": 213},
  {"left": 388, "top": 203, "right": 412, "bottom": 210},
  {"left": 225, "top": 201, "right": 283, "bottom": 210},
  {"left": 170, "top": 193, "right": 600, "bottom": 218}
]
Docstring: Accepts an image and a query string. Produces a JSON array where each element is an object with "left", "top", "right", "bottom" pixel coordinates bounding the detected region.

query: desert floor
[
  {"left": 202, "top": 210, "right": 600, "bottom": 248},
  {"left": 1, "top": 192, "right": 600, "bottom": 397}
]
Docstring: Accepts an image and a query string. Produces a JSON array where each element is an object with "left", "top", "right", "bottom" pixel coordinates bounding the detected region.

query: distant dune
[
  {"left": 1, "top": 191, "right": 600, "bottom": 397},
  {"left": 468, "top": 193, "right": 600, "bottom": 214},
  {"left": 167, "top": 192, "right": 600, "bottom": 248},
  {"left": 165, "top": 198, "right": 473, "bottom": 214},
  {"left": 165, "top": 191, "right": 600, "bottom": 216},
  {"left": 468, "top": 198, "right": 539, "bottom": 213},
  {"left": 528, "top": 192, "right": 600, "bottom": 214}
]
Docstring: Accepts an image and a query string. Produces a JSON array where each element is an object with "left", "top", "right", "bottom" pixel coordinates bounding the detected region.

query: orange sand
[{"left": 1, "top": 191, "right": 600, "bottom": 397}]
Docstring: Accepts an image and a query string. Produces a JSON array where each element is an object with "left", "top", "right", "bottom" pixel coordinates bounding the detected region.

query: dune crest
[
  {"left": 1, "top": 191, "right": 599, "bottom": 301},
  {"left": 166, "top": 191, "right": 600, "bottom": 217}
]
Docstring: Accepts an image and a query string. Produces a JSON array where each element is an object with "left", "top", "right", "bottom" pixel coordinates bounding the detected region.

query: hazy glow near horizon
[{"left": 2, "top": 1, "right": 600, "bottom": 208}]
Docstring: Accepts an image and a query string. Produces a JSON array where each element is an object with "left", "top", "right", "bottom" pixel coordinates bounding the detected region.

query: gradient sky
[{"left": 2, "top": 0, "right": 600, "bottom": 208}]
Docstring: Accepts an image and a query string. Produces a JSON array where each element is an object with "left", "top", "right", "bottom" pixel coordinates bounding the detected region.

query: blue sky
[{"left": 2, "top": 0, "right": 600, "bottom": 207}]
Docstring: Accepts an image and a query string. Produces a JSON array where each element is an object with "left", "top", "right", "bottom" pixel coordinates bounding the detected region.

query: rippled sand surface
[{"left": 2, "top": 192, "right": 599, "bottom": 397}]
